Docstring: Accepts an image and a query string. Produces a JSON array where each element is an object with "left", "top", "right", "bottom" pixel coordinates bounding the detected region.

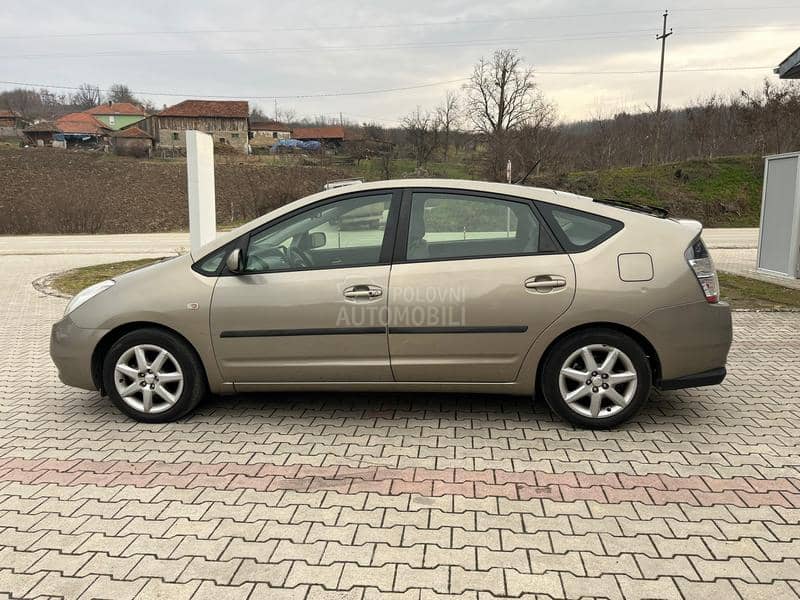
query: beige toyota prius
[{"left": 51, "top": 179, "right": 732, "bottom": 428}]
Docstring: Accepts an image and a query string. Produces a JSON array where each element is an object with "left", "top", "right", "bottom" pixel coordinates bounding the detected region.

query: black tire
[
  {"left": 102, "top": 327, "right": 207, "bottom": 423},
  {"left": 539, "top": 328, "right": 652, "bottom": 429}
]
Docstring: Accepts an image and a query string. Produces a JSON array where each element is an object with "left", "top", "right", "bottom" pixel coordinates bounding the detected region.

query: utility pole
[
  {"left": 656, "top": 9, "right": 672, "bottom": 115},
  {"left": 274, "top": 99, "right": 278, "bottom": 121}
]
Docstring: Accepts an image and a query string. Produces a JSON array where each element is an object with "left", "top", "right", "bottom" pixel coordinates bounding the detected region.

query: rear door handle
[
  {"left": 343, "top": 284, "right": 383, "bottom": 299},
  {"left": 525, "top": 276, "right": 567, "bottom": 290}
]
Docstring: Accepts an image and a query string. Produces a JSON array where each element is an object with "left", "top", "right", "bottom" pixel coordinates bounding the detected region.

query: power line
[
  {"left": 0, "top": 78, "right": 470, "bottom": 100},
  {"left": 0, "top": 5, "right": 797, "bottom": 39},
  {"left": 0, "top": 65, "right": 774, "bottom": 103},
  {"left": 535, "top": 66, "right": 771, "bottom": 75},
  {"left": 5, "top": 25, "right": 794, "bottom": 61},
  {"left": 0, "top": 31, "right": 661, "bottom": 60},
  {"left": 2, "top": 23, "right": 796, "bottom": 61},
  {"left": 0, "top": 10, "right": 657, "bottom": 39}
]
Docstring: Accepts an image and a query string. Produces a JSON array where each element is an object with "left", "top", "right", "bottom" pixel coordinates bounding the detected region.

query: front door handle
[
  {"left": 343, "top": 284, "right": 383, "bottom": 299},
  {"left": 525, "top": 276, "right": 567, "bottom": 291}
]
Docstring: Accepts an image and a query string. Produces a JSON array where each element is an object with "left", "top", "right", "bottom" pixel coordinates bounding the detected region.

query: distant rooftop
[
  {"left": 775, "top": 46, "right": 800, "bottom": 79},
  {"left": 293, "top": 126, "right": 346, "bottom": 140},
  {"left": 159, "top": 100, "right": 249, "bottom": 119},
  {"left": 251, "top": 120, "right": 291, "bottom": 131},
  {"left": 112, "top": 126, "right": 151, "bottom": 138},
  {"left": 56, "top": 112, "right": 108, "bottom": 135},
  {"left": 24, "top": 121, "right": 61, "bottom": 133},
  {"left": 86, "top": 102, "right": 146, "bottom": 116}
]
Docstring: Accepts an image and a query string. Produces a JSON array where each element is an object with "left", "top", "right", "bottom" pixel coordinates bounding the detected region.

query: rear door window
[
  {"left": 536, "top": 203, "right": 622, "bottom": 252},
  {"left": 404, "top": 191, "right": 558, "bottom": 262}
]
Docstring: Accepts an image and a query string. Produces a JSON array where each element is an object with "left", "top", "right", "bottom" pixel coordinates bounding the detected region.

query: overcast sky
[{"left": 1, "top": 0, "right": 798, "bottom": 124}]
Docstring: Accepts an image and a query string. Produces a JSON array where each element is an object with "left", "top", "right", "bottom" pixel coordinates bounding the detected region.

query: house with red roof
[
  {"left": 84, "top": 102, "right": 146, "bottom": 131},
  {"left": 250, "top": 120, "right": 292, "bottom": 144},
  {"left": 0, "top": 109, "right": 24, "bottom": 138},
  {"left": 23, "top": 121, "right": 61, "bottom": 146},
  {"left": 148, "top": 100, "right": 249, "bottom": 153},
  {"left": 53, "top": 112, "right": 110, "bottom": 147},
  {"left": 293, "top": 125, "right": 346, "bottom": 148},
  {"left": 110, "top": 126, "right": 153, "bottom": 157}
]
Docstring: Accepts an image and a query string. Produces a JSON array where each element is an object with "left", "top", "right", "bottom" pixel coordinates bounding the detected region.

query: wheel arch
[
  {"left": 534, "top": 322, "right": 662, "bottom": 389},
  {"left": 91, "top": 321, "right": 209, "bottom": 394}
]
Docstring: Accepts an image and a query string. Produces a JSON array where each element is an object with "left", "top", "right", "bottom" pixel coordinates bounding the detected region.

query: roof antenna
[{"left": 514, "top": 158, "right": 541, "bottom": 185}]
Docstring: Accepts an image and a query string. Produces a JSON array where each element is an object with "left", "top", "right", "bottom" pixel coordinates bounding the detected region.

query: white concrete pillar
[{"left": 186, "top": 131, "right": 217, "bottom": 255}]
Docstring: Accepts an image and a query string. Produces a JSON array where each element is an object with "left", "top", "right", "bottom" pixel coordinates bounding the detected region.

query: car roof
[{"left": 193, "top": 178, "right": 603, "bottom": 259}]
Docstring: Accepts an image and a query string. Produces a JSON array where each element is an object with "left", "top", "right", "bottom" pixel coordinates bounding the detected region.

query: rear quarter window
[{"left": 536, "top": 202, "right": 623, "bottom": 252}]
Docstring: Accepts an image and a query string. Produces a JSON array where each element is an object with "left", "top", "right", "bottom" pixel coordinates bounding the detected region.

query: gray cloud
[{"left": 1, "top": 0, "right": 797, "bottom": 123}]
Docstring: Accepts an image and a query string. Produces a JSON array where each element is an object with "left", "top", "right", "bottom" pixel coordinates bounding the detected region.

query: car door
[
  {"left": 387, "top": 189, "right": 575, "bottom": 383},
  {"left": 210, "top": 190, "right": 401, "bottom": 386}
]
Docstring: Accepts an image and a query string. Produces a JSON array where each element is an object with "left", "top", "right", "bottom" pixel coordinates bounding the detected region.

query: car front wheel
[
  {"left": 102, "top": 328, "right": 206, "bottom": 422},
  {"left": 540, "top": 328, "right": 652, "bottom": 429}
]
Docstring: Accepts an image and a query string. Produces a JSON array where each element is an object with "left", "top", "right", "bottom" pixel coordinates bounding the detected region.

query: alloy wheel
[
  {"left": 558, "top": 344, "right": 638, "bottom": 419},
  {"left": 114, "top": 344, "right": 184, "bottom": 414}
]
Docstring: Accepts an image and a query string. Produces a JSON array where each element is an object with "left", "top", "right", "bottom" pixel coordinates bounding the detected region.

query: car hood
[{"left": 112, "top": 254, "right": 182, "bottom": 283}]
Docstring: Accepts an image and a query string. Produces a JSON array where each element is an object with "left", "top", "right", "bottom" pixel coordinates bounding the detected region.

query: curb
[{"left": 32, "top": 271, "right": 72, "bottom": 300}]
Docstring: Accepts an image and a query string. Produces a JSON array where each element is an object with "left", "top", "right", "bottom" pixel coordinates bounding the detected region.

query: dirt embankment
[{"left": 0, "top": 147, "right": 347, "bottom": 234}]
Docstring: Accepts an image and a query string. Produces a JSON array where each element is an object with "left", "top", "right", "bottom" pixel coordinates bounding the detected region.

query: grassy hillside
[
  {"left": 353, "top": 157, "right": 473, "bottom": 180},
  {"left": 530, "top": 155, "right": 763, "bottom": 227}
]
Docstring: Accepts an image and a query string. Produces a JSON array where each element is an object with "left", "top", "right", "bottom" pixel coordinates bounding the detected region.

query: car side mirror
[
  {"left": 309, "top": 231, "right": 327, "bottom": 249},
  {"left": 226, "top": 248, "right": 244, "bottom": 273}
]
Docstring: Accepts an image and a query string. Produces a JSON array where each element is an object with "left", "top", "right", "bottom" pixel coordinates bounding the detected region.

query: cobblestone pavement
[{"left": 0, "top": 253, "right": 799, "bottom": 600}]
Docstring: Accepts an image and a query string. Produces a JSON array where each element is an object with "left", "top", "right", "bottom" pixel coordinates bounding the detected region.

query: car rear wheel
[
  {"left": 540, "top": 328, "right": 651, "bottom": 429},
  {"left": 102, "top": 328, "right": 206, "bottom": 422}
]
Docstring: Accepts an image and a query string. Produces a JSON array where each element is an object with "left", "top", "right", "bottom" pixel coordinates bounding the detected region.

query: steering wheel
[
  {"left": 287, "top": 246, "right": 313, "bottom": 269},
  {"left": 245, "top": 254, "right": 271, "bottom": 272}
]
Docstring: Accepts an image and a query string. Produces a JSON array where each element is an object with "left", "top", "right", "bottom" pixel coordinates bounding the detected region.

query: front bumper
[{"left": 50, "top": 316, "right": 108, "bottom": 391}]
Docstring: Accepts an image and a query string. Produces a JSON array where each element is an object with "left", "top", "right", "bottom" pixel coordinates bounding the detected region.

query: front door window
[{"left": 244, "top": 193, "right": 393, "bottom": 272}]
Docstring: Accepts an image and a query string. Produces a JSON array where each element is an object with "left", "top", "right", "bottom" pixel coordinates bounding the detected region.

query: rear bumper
[
  {"left": 635, "top": 300, "right": 732, "bottom": 382},
  {"left": 658, "top": 367, "right": 726, "bottom": 390}
]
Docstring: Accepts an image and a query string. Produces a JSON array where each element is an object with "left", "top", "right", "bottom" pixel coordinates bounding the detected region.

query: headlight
[{"left": 64, "top": 280, "right": 115, "bottom": 315}]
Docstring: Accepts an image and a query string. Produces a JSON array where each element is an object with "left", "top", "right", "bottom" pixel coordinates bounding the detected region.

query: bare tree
[
  {"left": 39, "top": 88, "right": 70, "bottom": 117},
  {"left": 106, "top": 83, "right": 138, "bottom": 104},
  {"left": 511, "top": 102, "right": 559, "bottom": 180},
  {"left": 275, "top": 106, "right": 297, "bottom": 125},
  {"left": 738, "top": 80, "right": 800, "bottom": 155},
  {"left": 401, "top": 106, "right": 440, "bottom": 167},
  {"left": 249, "top": 105, "right": 269, "bottom": 121},
  {"left": 0, "top": 88, "right": 40, "bottom": 120},
  {"left": 436, "top": 90, "right": 460, "bottom": 162},
  {"left": 464, "top": 49, "right": 554, "bottom": 180},
  {"left": 71, "top": 83, "right": 101, "bottom": 109}
]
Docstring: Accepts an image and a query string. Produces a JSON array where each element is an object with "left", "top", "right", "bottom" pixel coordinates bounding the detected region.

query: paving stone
[
  {"left": 340, "top": 563, "right": 396, "bottom": 592},
  {"left": 284, "top": 563, "right": 343, "bottom": 589},
  {"left": 450, "top": 566, "right": 505, "bottom": 595},
  {"left": 1, "top": 253, "right": 799, "bottom": 598},
  {"left": 616, "top": 575, "right": 682, "bottom": 600},
  {"left": 78, "top": 575, "right": 146, "bottom": 600}
]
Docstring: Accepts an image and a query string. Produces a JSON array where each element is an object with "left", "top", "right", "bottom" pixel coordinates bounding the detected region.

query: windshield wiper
[{"left": 593, "top": 198, "right": 669, "bottom": 218}]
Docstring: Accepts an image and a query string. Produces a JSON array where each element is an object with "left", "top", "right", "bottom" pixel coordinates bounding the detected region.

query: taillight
[{"left": 685, "top": 237, "right": 719, "bottom": 303}]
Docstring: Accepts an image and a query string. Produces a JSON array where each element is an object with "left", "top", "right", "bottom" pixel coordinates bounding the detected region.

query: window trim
[
  {"left": 393, "top": 187, "right": 563, "bottom": 265},
  {"left": 194, "top": 188, "right": 402, "bottom": 277},
  {"left": 534, "top": 200, "right": 624, "bottom": 253}
]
